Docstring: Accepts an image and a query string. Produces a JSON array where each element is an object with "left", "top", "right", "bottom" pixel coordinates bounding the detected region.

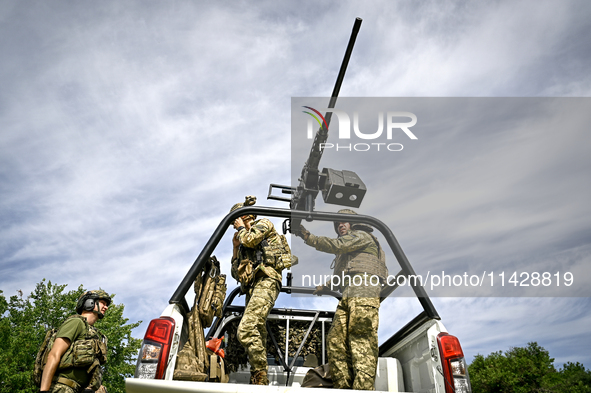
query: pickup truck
[{"left": 125, "top": 207, "right": 473, "bottom": 393}]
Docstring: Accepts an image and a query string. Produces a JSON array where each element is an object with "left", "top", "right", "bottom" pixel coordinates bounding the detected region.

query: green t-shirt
[{"left": 55, "top": 317, "right": 90, "bottom": 386}]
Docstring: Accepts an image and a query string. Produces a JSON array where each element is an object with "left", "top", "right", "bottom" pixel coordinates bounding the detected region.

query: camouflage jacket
[
  {"left": 305, "top": 229, "right": 387, "bottom": 282},
  {"left": 232, "top": 218, "right": 284, "bottom": 284}
]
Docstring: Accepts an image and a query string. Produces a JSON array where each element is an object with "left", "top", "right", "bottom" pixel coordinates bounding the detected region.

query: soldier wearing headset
[{"left": 39, "top": 290, "right": 111, "bottom": 393}]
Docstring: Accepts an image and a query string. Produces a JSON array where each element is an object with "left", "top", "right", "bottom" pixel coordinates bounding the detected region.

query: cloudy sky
[{"left": 2, "top": 0, "right": 591, "bottom": 369}]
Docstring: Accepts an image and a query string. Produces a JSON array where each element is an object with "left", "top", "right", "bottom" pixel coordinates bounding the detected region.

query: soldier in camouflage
[
  {"left": 39, "top": 290, "right": 110, "bottom": 393},
  {"left": 295, "top": 209, "right": 387, "bottom": 390},
  {"left": 230, "top": 196, "right": 288, "bottom": 385}
]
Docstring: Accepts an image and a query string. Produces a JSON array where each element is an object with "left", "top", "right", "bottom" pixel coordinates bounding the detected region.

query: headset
[{"left": 83, "top": 298, "right": 97, "bottom": 312}]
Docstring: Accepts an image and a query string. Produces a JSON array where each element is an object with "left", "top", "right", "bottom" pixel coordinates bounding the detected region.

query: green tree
[
  {"left": 0, "top": 279, "right": 142, "bottom": 393},
  {"left": 544, "top": 362, "right": 591, "bottom": 393},
  {"left": 469, "top": 342, "right": 591, "bottom": 393}
]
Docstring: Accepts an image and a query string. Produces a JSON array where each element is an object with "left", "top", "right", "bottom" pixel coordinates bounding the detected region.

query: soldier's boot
[{"left": 250, "top": 370, "right": 269, "bottom": 385}]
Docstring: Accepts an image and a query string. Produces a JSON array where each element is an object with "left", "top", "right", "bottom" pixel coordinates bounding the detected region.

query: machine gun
[{"left": 269, "top": 17, "right": 367, "bottom": 232}]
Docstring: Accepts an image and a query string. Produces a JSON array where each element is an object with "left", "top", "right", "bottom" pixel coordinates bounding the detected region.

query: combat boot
[{"left": 250, "top": 370, "right": 269, "bottom": 385}]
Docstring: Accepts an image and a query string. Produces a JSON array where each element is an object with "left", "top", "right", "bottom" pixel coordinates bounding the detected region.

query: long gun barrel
[{"left": 292, "top": 17, "right": 363, "bottom": 219}]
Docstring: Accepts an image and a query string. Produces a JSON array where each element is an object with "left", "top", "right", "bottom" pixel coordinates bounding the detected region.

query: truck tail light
[
  {"left": 437, "top": 332, "right": 472, "bottom": 393},
  {"left": 134, "top": 317, "right": 176, "bottom": 380}
]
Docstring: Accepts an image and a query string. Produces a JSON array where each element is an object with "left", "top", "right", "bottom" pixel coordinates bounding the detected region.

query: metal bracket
[{"left": 268, "top": 184, "right": 295, "bottom": 203}]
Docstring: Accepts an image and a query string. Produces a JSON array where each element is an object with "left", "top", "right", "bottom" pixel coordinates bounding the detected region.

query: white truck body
[{"left": 127, "top": 302, "right": 457, "bottom": 393}]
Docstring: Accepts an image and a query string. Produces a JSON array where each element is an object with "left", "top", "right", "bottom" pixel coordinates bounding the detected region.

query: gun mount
[{"left": 268, "top": 17, "right": 366, "bottom": 226}]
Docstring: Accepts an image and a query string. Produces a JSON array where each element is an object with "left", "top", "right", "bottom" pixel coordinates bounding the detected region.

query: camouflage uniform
[
  {"left": 49, "top": 384, "right": 107, "bottom": 393},
  {"left": 305, "top": 227, "right": 386, "bottom": 390},
  {"left": 49, "top": 383, "right": 77, "bottom": 393},
  {"left": 231, "top": 217, "right": 284, "bottom": 383}
]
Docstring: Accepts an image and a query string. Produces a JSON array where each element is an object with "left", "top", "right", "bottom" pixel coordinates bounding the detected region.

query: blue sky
[{"left": 1, "top": 0, "right": 591, "bottom": 368}]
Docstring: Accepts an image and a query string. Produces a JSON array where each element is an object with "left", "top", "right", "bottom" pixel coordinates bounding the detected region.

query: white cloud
[{"left": 1, "top": 0, "right": 591, "bottom": 369}]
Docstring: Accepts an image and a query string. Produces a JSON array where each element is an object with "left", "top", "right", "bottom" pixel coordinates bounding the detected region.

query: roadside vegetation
[{"left": 469, "top": 342, "right": 591, "bottom": 393}]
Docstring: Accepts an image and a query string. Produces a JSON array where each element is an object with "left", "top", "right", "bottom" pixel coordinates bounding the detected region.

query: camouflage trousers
[
  {"left": 237, "top": 276, "right": 281, "bottom": 373},
  {"left": 327, "top": 283, "right": 380, "bottom": 390},
  {"left": 48, "top": 381, "right": 79, "bottom": 393}
]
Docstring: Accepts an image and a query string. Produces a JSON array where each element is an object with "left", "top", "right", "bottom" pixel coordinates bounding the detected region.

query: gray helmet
[
  {"left": 333, "top": 209, "right": 373, "bottom": 234},
  {"left": 76, "top": 290, "right": 112, "bottom": 319}
]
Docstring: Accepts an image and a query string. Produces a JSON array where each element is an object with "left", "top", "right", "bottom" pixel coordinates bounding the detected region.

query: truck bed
[{"left": 127, "top": 356, "right": 404, "bottom": 392}]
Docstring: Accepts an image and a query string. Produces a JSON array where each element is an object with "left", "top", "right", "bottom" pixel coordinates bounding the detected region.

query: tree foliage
[
  {"left": 0, "top": 279, "right": 142, "bottom": 393},
  {"left": 469, "top": 342, "right": 591, "bottom": 393}
]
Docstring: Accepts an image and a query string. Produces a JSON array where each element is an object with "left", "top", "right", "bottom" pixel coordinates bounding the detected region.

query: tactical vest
[
  {"left": 232, "top": 232, "right": 291, "bottom": 289},
  {"left": 261, "top": 232, "right": 293, "bottom": 272},
  {"left": 34, "top": 315, "right": 108, "bottom": 390},
  {"left": 332, "top": 232, "right": 388, "bottom": 281}
]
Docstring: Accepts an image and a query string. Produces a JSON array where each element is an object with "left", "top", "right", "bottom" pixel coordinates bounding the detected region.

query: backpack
[
  {"left": 33, "top": 326, "right": 59, "bottom": 386},
  {"left": 174, "top": 257, "right": 228, "bottom": 382},
  {"left": 301, "top": 363, "right": 333, "bottom": 388},
  {"left": 198, "top": 256, "right": 227, "bottom": 328}
]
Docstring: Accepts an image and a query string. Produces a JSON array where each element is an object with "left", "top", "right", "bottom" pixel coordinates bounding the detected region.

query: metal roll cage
[{"left": 169, "top": 206, "right": 440, "bottom": 319}]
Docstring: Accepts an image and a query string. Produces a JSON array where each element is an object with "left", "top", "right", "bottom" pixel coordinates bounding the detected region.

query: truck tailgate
[{"left": 125, "top": 379, "right": 404, "bottom": 393}]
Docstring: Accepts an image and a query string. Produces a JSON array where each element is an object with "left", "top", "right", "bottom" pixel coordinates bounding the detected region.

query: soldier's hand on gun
[
  {"left": 312, "top": 284, "right": 330, "bottom": 296},
  {"left": 294, "top": 224, "right": 310, "bottom": 241}
]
